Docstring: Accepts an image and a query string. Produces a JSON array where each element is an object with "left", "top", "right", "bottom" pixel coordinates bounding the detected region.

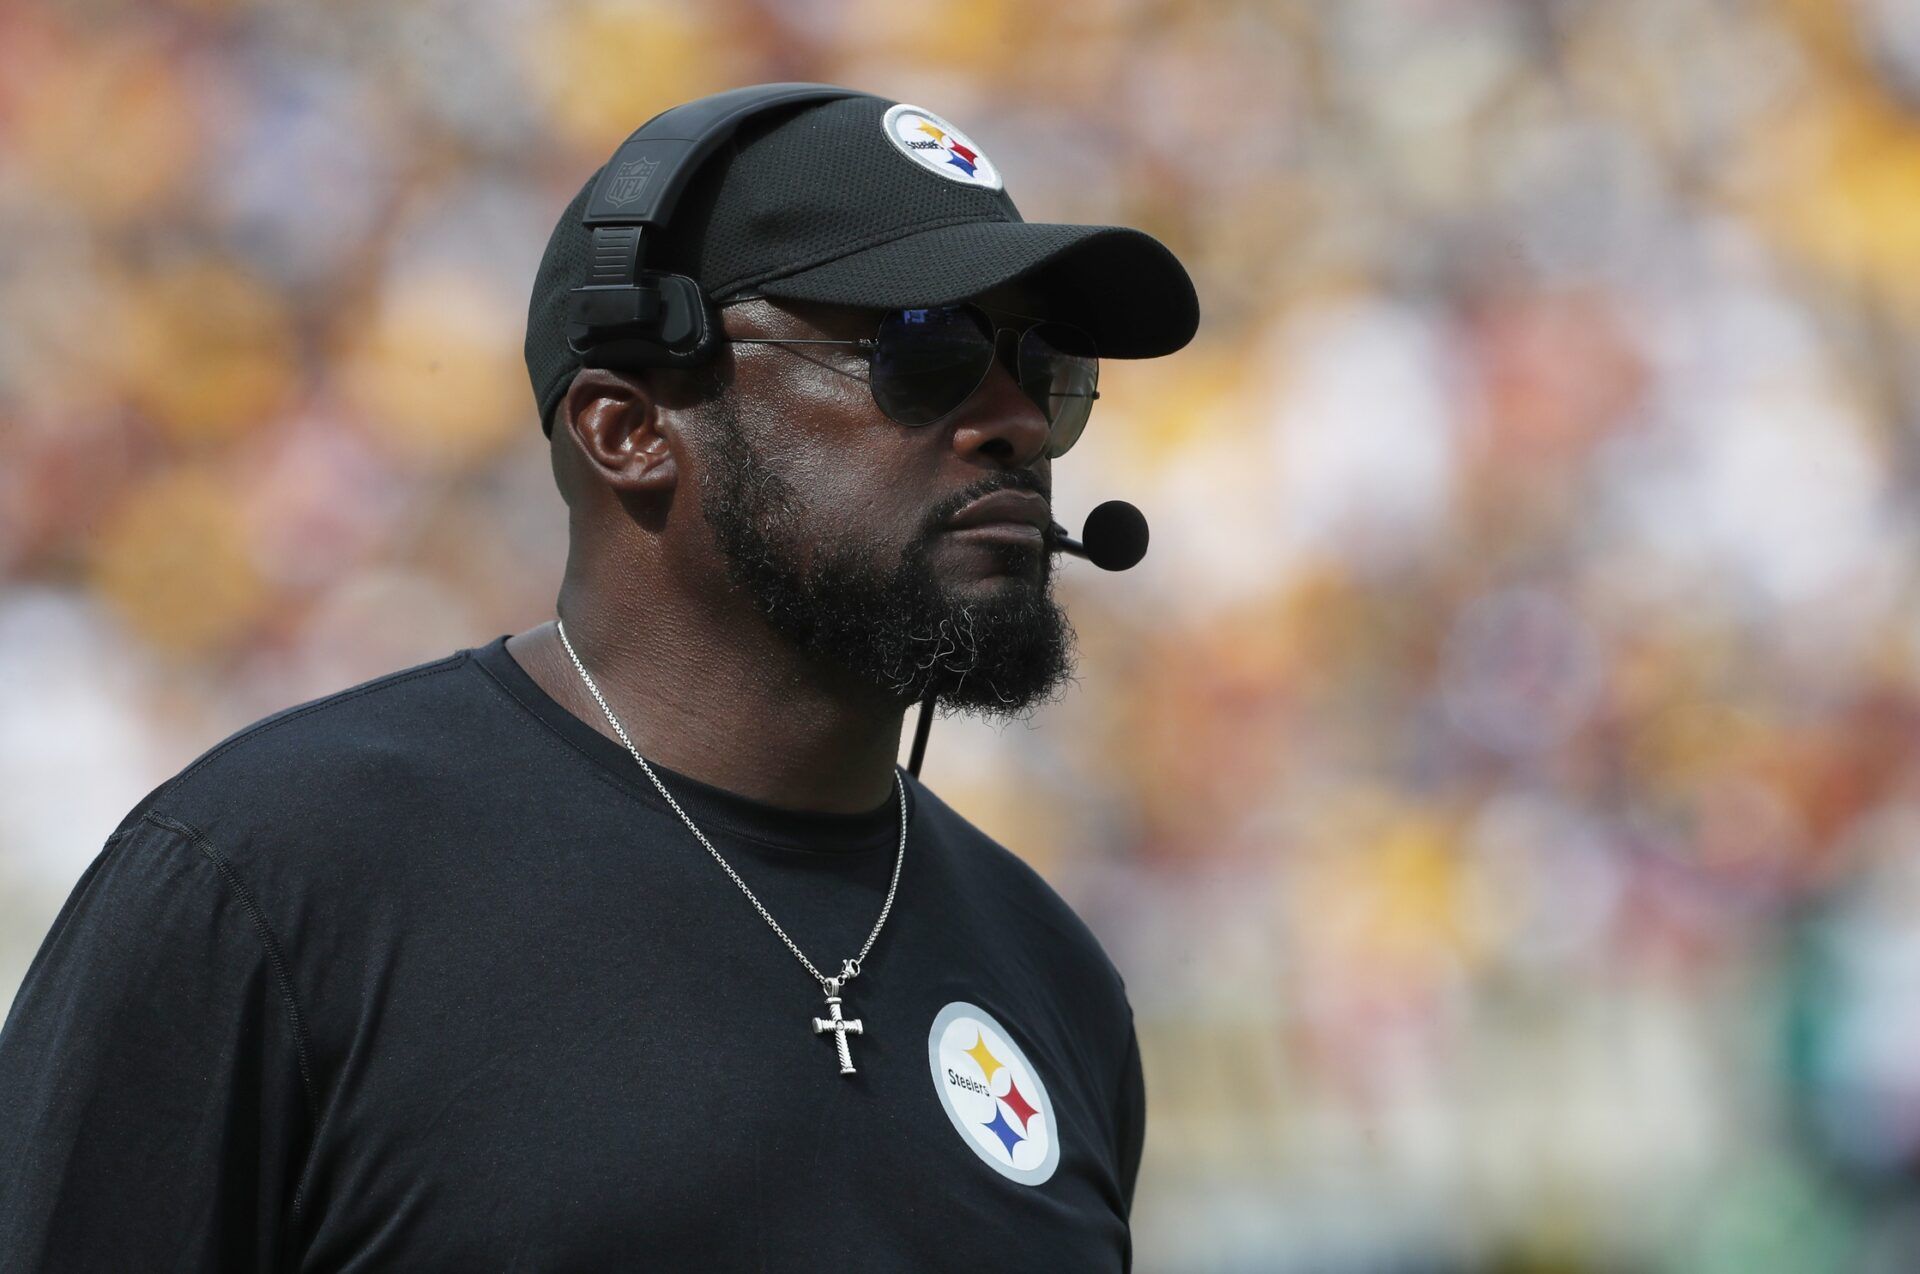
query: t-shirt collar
[{"left": 468, "top": 633, "right": 911, "bottom": 856}]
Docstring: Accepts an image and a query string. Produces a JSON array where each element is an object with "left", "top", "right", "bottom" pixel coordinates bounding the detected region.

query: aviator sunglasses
[{"left": 719, "top": 300, "right": 1101, "bottom": 459}]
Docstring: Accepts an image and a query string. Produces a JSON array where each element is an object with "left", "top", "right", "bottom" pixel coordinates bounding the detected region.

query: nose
[{"left": 948, "top": 329, "right": 1052, "bottom": 468}]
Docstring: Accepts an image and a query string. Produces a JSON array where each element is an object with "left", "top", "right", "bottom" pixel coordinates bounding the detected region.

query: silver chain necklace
[{"left": 554, "top": 616, "right": 906, "bottom": 1077}]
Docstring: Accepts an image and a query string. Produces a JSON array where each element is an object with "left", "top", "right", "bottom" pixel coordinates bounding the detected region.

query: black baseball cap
[{"left": 525, "top": 90, "right": 1200, "bottom": 436}]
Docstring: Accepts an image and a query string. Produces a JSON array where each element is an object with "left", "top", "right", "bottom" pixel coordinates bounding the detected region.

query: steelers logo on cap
[{"left": 882, "top": 103, "right": 1002, "bottom": 191}]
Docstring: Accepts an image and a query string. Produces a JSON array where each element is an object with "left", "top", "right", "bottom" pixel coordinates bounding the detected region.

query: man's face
[{"left": 688, "top": 283, "right": 1076, "bottom": 718}]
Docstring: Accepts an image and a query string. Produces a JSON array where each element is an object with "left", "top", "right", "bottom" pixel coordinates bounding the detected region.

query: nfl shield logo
[{"left": 605, "top": 157, "right": 659, "bottom": 208}]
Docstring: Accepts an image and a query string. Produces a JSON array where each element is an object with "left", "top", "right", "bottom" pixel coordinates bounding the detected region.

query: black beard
[{"left": 694, "top": 398, "right": 1076, "bottom": 719}]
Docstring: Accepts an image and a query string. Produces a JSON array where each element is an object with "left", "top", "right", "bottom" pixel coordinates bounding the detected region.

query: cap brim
[{"left": 742, "top": 220, "right": 1199, "bottom": 359}]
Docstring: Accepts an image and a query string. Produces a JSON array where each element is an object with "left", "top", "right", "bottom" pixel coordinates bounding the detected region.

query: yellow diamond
[{"left": 965, "top": 1031, "right": 1004, "bottom": 1084}]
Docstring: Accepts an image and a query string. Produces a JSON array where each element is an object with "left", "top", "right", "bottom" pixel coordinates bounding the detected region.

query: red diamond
[{"left": 999, "top": 1076, "right": 1039, "bottom": 1133}]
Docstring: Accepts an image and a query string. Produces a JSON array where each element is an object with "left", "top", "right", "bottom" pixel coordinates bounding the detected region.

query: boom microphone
[
  {"left": 909, "top": 498, "right": 1151, "bottom": 779},
  {"left": 1054, "top": 499, "right": 1149, "bottom": 571}
]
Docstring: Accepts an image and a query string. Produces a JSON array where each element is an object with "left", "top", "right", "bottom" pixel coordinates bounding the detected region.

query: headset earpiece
[{"left": 567, "top": 273, "right": 714, "bottom": 369}]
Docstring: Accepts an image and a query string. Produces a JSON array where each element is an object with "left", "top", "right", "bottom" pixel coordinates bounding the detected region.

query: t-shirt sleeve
[
  {"left": 1117, "top": 1008, "right": 1147, "bottom": 1214},
  {"left": 0, "top": 814, "right": 315, "bottom": 1273},
  {"left": 1114, "top": 1007, "right": 1147, "bottom": 1274}
]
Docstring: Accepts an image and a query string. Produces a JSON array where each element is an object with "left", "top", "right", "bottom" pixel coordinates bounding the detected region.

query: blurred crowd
[{"left": 6, "top": 0, "right": 1920, "bottom": 1269}]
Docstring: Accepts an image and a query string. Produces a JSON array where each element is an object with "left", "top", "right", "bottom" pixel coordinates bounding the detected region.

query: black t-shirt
[{"left": 0, "top": 635, "right": 1144, "bottom": 1272}]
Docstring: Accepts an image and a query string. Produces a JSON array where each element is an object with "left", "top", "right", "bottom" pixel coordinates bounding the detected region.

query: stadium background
[{"left": 5, "top": 0, "right": 1920, "bottom": 1269}]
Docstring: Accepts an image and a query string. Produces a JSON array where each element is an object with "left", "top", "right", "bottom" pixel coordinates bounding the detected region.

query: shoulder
[
  {"left": 114, "top": 645, "right": 481, "bottom": 855},
  {"left": 904, "top": 773, "right": 1130, "bottom": 1007}
]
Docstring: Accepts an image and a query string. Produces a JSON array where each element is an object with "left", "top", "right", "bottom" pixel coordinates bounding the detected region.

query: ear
[{"left": 559, "top": 367, "right": 681, "bottom": 496}]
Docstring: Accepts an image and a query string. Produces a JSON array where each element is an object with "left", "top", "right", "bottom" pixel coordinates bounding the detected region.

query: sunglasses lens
[
  {"left": 869, "top": 308, "right": 1101, "bottom": 451},
  {"left": 1019, "top": 322, "right": 1099, "bottom": 458},
  {"left": 869, "top": 307, "right": 995, "bottom": 426}
]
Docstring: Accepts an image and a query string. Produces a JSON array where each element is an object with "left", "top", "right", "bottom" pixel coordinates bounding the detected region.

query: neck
[{"left": 506, "top": 579, "right": 910, "bottom": 816}]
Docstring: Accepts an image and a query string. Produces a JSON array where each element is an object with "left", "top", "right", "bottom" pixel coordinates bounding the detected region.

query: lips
[{"left": 945, "top": 489, "right": 1051, "bottom": 533}]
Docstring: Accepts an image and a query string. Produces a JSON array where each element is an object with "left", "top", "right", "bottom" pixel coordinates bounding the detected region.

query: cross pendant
[{"left": 811, "top": 979, "right": 864, "bottom": 1076}]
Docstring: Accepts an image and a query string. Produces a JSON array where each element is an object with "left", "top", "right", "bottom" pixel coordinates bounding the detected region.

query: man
[{"left": 0, "top": 88, "right": 1197, "bottom": 1271}]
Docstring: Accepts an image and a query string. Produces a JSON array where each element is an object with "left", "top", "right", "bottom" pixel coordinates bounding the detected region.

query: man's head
[
  {"left": 526, "top": 88, "right": 1196, "bottom": 721},
  {"left": 545, "top": 279, "right": 1076, "bottom": 718}
]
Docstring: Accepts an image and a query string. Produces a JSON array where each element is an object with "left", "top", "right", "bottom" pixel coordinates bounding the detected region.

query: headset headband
[{"left": 565, "top": 83, "right": 865, "bottom": 371}]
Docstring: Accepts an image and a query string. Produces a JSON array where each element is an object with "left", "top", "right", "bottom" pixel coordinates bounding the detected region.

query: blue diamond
[{"left": 982, "top": 1103, "right": 1025, "bottom": 1155}]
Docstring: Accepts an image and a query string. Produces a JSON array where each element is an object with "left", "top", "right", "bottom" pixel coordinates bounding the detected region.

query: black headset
[{"left": 564, "top": 83, "right": 865, "bottom": 374}]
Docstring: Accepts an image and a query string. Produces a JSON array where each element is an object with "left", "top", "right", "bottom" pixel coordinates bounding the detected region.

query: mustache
[{"left": 928, "top": 471, "right": 1052, "bottom": 534}]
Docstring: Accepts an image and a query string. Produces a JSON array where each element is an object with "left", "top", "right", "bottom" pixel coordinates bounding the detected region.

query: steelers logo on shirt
[{"left": 927, "top": 1001, "right": 1059, "bottom": 1185}]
